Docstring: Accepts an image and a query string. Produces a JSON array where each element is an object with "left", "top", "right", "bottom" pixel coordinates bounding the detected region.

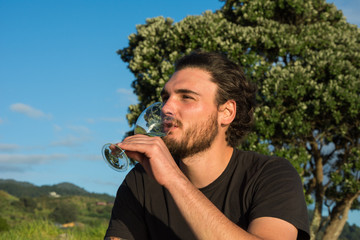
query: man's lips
[
  {"left": 162, "top": 119, "right": 180, "bottom": 134},
  {"left": 163, "top": 123, "right": 177, "bottom": 132}
]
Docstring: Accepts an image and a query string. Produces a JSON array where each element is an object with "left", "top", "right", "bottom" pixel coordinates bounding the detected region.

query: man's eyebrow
[
  {"left": 175, "top": 89, "right": 200, "bottom": 95},
  {"left": 161, "top": 88, "right": 200, "bottom": 97}
]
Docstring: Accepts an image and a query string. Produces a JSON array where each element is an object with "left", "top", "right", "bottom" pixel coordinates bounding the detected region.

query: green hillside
[
  {"left": 0, "top": 180, "right": 115, "bottom": 239},
  {"left": 0, "top": 179, "right": 115, "bottom": 202}
]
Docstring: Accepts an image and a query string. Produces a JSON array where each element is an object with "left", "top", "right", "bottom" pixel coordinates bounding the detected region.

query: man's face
[{"left": 161, "top": 68, "right": 220, "bottom": 159}]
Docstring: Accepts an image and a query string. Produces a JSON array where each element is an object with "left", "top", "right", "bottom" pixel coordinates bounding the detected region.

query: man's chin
[
  {"left": 163, "top": 134, "right": 178, "bottom": 145},
  {"left": 163, "top": 136, "right": 182, "bottom": 151}
]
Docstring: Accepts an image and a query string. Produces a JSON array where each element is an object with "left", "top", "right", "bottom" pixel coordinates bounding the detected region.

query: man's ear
[{"left": 218, "top": 100, "right": 236, "bottom": 127}]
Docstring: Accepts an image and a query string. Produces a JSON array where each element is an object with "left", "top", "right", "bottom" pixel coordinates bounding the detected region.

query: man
[{"left": 105, "top": 51, "right": 310, "bottom": 240}]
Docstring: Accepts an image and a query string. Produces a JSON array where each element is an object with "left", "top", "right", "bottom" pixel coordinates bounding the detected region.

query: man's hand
[{"left": 116, "top": 134, "right": 185, "bottom": 187}]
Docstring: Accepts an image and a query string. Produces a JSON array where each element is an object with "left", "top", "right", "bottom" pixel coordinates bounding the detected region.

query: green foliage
[
  {"left": 10, "top": 197, "right": 38, "bottom": 214},
  {"left": 0, "top": 187, "right": 112, "bottom": 239},
  {"left": 340, "top": 223, "right": 360, "bottom": 240},
  {"left": 118, "top": 0, "right": 360, "bottom": 237},
  {"left": 49, "top": 202, "right": 78, "bottom": 224},
  {"left": 20, "top": 197, "right": 37, "bottom": 212},
  {"left": 0, "top": 219, "right": 108, "bottom": 240},
  {"left": 0, "top": 179, "right": 115, "bottom": 202},
  {"left": 0, "top": 216, "right": 9, "bottom": 232}
]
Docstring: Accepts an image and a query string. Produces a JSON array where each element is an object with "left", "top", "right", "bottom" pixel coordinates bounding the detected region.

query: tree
[
  {"left": 0, "top": 216, "right": 9, "bottom": 232},
  {"left": 20, "top": 197, "right": 37, "bottom": 211},
  {"left": 11, "top": 196, "right": 37, "bottom": 212},
  {"left": 49, "top": 202, "right": 78, "bottom": 224},
  {"left": 118, "top": 0, "right": 360, "bottom": 239},
  {"left": 339, "top": 223, "right": 360, "bottom": 240}
]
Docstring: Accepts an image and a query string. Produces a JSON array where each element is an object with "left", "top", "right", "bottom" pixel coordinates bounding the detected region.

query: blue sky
[{"left": 1, "top": 0, "right": 359, "bottom": 226}]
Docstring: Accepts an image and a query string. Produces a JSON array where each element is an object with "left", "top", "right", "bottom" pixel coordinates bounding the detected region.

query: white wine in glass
[{"left": 102, "top": 102, "right": 174, "bottom": 172}]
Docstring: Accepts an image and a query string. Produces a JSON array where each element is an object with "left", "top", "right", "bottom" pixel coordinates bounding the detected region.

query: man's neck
[{"left": 179, "top": 138, "right": 234, "bottom": 189}]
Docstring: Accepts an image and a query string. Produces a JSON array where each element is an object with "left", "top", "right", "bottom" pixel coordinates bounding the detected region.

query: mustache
[
  {"left": 162, "top": 118, "right": 182, "bottom": 129},
  {"left": 162, "top": 113, "right": 182, "bottom": 127},
  {"left": 173, "top": 119, "right": 182, "bottom": 128}
]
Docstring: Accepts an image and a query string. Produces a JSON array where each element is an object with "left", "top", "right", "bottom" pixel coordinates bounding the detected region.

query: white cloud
[
  {"left": 0, "top": 153, "right": 67, "bottom": 164},
  {"left": 85, "top": 117, "right": 126, "bottom": 123},
  {"left": 86, "top": 118, "right": 95, "bottom": 124},
  {"left": 67, "top": 125, "right": 90, "bottom": 134},
  {"left": 100, "top": 117, "right": 125, "bottom": 123},
  {"left": 53, "top": 124, "right": 62, "bottom": 131},
  {"left": 0, "top": 153, "right": 68, "bottom": 173},
  {"left": 116, "top": 88, "right": 137, "bottom": 104},
  {"left": 0, "top": 165, "right": 26, "bottom": 172},
  {"left": 50, "top": 124, "right": 92, "bottom": 148},
  {"left": 0, "top": 143, "right": 20, "bottom": 152},
  {"left": 53, "top": 124, "right": 90, "bottom": 134},
  {"left": 92, "top": 179, "right": 122, "bottom": 188},
  {"left": 10, "top": 103, "right": 52, "bottom": 119},
  {"left": 116, "top": 88, "right": 133, "bottom": 95},
  {"left": 74, "top": 153, "right": 101, "bottom": 162},
  {"left": 50, "top": 135, "right": 91, "bottom": 147}
]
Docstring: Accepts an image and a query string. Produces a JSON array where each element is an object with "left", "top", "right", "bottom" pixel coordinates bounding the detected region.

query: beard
[{"left": 163, "top": 112, "right": 219, "bottom": 161}]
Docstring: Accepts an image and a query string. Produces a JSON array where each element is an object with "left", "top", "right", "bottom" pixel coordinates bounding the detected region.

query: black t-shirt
[{"left": 105, "top": 149, "right": 310, "bottom": 240}]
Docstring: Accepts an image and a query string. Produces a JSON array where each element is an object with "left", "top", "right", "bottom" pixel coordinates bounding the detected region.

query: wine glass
[{"left": 102, "top": 102, "right": 174, "bottom": 172}]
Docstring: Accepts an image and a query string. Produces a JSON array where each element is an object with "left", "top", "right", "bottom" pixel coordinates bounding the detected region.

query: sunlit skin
[
  {"left": 160, "top": 69, "right": 219, "bottom": 141},
  {"left": 115, "top": 68, "right": 298, "bottom": 240}
]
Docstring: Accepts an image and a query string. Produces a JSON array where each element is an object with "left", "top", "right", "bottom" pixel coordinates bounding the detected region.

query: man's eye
[{"left": 182, "top": 95, "right": 193, "bottom": 100}]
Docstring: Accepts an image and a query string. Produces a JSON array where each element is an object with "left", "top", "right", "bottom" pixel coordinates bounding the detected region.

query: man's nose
[{"left": 161, "top": 99, "right": 175, "bottom": 117}]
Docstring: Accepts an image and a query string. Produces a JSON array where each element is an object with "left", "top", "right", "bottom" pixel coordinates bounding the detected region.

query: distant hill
[
  {"left": 0, "top": 189, "right": 18, "bottom": 201},
  {"left": 0, "top": 179, "right": 115, "bottom": 202}
]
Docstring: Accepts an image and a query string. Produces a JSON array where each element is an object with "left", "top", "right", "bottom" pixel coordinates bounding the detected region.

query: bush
[
  {"left": 0, "top": 216, "right": 10, "bottom": 232},
  {"left": 10, "top": 197, "right": 37, "bottom": 212},
  {"left": 49, "top": 202, "right": 78, "bottom": 224}
]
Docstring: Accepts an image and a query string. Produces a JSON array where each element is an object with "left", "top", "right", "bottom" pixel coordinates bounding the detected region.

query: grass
[
  {"left": 0, "top": 190, "right": 113, "bottom": 239},
  {"left": 0, "top": 219, "right": 108, "bottom": 240}
]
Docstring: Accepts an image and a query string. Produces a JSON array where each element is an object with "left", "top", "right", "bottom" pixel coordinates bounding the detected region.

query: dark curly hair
[{"left": 174, "top": 51, "right": 257, "bottom": 147}]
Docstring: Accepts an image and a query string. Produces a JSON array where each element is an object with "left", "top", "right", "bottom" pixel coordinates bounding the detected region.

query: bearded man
[{"left": 104, "top": 51, "right": 310, "bottom": 240}]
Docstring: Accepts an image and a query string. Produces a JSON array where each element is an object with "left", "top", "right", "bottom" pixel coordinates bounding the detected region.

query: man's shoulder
[
  {"left": 233, "top": 149, "right": 286, "bottom": 164},
  {"left": 233, "top": 149, "right": 296, "bottom": 174}
]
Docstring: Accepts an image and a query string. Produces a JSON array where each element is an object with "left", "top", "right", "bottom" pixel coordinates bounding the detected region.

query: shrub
[
  {"left": 0, "top": 216, "right": 10, "bottom": 232},
  {"left": 49, "top": 202, "right": 78, "bottom": 224}
]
